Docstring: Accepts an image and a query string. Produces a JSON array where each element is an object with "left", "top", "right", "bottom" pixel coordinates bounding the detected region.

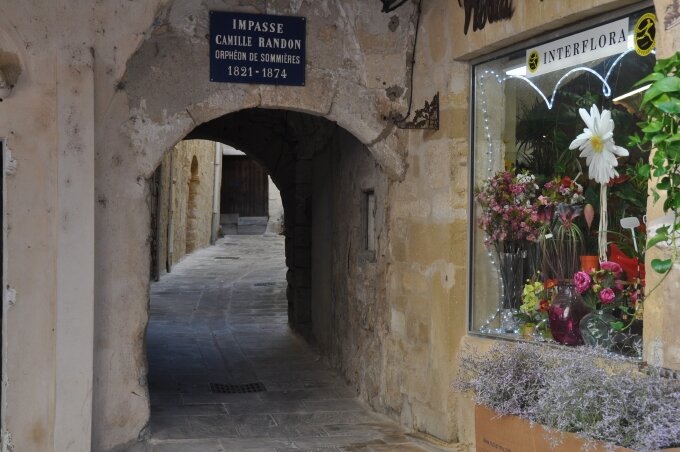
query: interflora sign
[
  {"left": 210, "top": 11, "right": 306, "bottom": 86},
  {"left": 526, "top": 18, "right": 629, "bottom": 78}
]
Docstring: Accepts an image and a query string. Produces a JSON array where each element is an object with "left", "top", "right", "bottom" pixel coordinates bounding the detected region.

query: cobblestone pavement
[{"left": 146, "top": 235, "right": 450, "bottom": 452}]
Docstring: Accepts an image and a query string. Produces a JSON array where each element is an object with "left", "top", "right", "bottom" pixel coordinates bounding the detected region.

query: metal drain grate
[
  {"left": 210, "top": 382, "right": 267, "bottom": 394},
  {"left": 214, "top": 256, "right": 240, "bottom": 260},
  {"left": 253, "top": 282, "right": 277, "bottom": 287}
]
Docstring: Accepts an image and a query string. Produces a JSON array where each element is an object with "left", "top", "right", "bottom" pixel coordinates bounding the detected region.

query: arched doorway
[
  {"left": 92, "top": 5, "right": 408, "bottom": 449},
  {"left": 144, "top": 107, "right": 401, "bottom": 448}
]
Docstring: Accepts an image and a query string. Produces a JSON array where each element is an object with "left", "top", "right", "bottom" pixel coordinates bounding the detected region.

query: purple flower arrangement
[
  {"left": 476, "top": 170, "right": 585, "bottom": 278},
  {"left": 475, "top": 171, "right": 544, "bottom": 252},
  {"left": 455, "top": 342, "right": 680, "bottom": 450}
]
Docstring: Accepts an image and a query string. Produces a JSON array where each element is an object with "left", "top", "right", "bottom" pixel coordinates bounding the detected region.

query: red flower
[
  {"left": 560, "top": 176, "right": 572, "bottom": 188},
  {"left": 608, "top": 175, "right": 630, "bottom": 186}
]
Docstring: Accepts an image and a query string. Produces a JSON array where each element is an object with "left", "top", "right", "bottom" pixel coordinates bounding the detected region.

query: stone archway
[{"left": 93, "top": 3, "right": 411, "bottom": 450}]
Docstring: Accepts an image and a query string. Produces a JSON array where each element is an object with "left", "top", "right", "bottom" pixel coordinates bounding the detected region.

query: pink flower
[
  {"left": 584, "top": 204, "right": 595, "bottom": 229},
  {"left": 573, "top": 271, "right": 592, "bottom": 294},
  {"left": 600, "top": 261, "right": 624, "bottom": 278},
  {"left": 599, "top": 288, "right": 616, "bottom": 304},
  {"left": 630, "top": 290, "right": 638, "bottom": 303},
  {"left": 556, "top": 203, "right": 582, "bottom": 228}
]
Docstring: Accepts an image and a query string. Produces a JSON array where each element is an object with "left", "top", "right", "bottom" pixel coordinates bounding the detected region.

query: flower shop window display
[{"left": 469, "top": 9, "right": 655, "bottom": 356}]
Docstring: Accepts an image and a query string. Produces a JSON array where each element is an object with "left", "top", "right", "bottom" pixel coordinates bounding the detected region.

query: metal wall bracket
[
  {"left": 395, "top": 92, "right": 439, "bottom": 130},
  {"left": 381, "top": 0, "right": 409, "bottom": 13}
]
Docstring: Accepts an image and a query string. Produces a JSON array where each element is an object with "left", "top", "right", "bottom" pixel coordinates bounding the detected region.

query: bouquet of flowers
[
  {"left": 476, "top": 170, "right": 545, "bottom": 253},
  {"left": 573, "top": 261, "right": 641, "bottom": 328},
  {"left": 539, "top": 176, "right": 585, "bottom": 206},
  {"left": 517, "top": 279, "right": 550, "bottom": 326}
]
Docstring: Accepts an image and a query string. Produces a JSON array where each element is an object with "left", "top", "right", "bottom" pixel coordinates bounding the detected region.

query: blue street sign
[{"left": 210, "top": 11, "right": 306, "bottom": 86}]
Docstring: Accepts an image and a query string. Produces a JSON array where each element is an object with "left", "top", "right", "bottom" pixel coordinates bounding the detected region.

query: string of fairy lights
[{"left": 474, "top": 48, "right": 644, "bottom": 334}]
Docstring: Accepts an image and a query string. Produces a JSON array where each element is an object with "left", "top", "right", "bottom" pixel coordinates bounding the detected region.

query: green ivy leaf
[
  {"left": 655, "top": 98, "right": 680, "bottom": 114},
  {"left": 637, "top": 164, "right": 651, "bottom": 178},
  {"left": 651, "top": 258, "right": 673, "bottom": 274},
  {"left": 652, "top": 133, "right": 671, "bottom": 145},
  {"left": 672, "top": 195, "right": 680, "bottom": 210},
  {"left": 652, "top": 76, "right": 680, "bottom": 93},
  {"left": 642, "top": 121, "right": 664, "bottom": 133},
  {"left": 628, "top": 134, "right": 642, "bottom": 147},
  {"left": 635, "top": 72, "right": 664, "bottom": 86},
  {"left": 642, "top": 85, "right": 663, "bottom": 105},
  {"left": 653, "top": 166, "right": 667, "bottom": 178},
  {"left": 653, "top": 149, "right": 667, "bottom": 165},
  {"left": 610, "top": 321, "right": 625, "bottom": 331},
  {"left": 647, "top": 231, "right": 669, "bottom": 248}
]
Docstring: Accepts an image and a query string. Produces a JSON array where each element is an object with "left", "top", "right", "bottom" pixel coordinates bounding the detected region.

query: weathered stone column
[{"left": 53, "top": 3, "right": 95, "bottom": 450}]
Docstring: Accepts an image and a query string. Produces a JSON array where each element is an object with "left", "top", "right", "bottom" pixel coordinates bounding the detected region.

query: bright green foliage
[{"left": 631, "top": 53, "right": 680, "bottom": 274}]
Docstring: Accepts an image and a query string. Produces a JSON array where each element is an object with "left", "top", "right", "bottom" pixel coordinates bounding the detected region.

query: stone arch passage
[
  {"left": 185, "top": 107, "right": 385, "bottom": 338},
  {"left": 95, "top": 6, "right": 408, "bottom": 445},
  {"left": 141, "top": 106, "right": 389, "bottom": 445}
]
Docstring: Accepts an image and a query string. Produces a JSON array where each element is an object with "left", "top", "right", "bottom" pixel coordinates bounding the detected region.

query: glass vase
[
  {"left": 498, "top": 250, "right": 526, "bottom": 333},
  {"left": 580, "top": 312, "right": 642, "bottom": 357},
  {"left": 548, "top": 283, "right": 591, "bottom": 345},
  {"left": 579, "top": 310, "right": 617, "bottom": 349}
]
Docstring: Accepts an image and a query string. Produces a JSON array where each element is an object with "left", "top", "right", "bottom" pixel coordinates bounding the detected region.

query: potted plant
[
  {"left": 581, "top": 203, "right": 600, "bottom": 271},
  {"left": 516, "top": 278, "right": 551, "bottom": 338},
  {"left": 537, "top": 176, "right": 586, "bottom": 281},
  {"left": 630, "top": 52, "right": 680, "bottom": 276},
  {"left": 455, "top": 342, "right": 680, "bottom": 451}
]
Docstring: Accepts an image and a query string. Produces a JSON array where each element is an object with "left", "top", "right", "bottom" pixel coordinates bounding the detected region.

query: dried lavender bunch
[
  {"left": 455, "top": 342, "right": 680, "bottom": 450},
  {"left": 454, "top": 343, "right": 548, "bottom": 417}
]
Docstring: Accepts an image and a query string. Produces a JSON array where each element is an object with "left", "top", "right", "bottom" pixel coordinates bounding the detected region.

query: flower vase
[
  {"left": 548, "top": 283, "right": 591, "bottom": 345},
  {"left": 498, "top": 250, "right": 526, "bottom": 333},
  {"left": 579, "top": 255, "right": 599, "bottom": 272},
  {"left": 520, "top": 323, "right": 536, "bottom": 338},
  {"left": 579, "top": 310, "right": 617, "bottom": 349},
  {"left": 525, "top": 242, "right": 541, "bottom": 280},
  {"left": 580, "top": 312, "right": 642, "bottom": 357}
]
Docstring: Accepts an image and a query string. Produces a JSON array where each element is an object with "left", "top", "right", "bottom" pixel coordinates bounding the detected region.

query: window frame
[{"left": 466, "top": 1, "right": 655, "bottom": 336}]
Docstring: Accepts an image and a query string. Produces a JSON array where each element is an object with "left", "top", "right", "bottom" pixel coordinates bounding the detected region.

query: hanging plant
[{"left": 630, "top": 52, "right": 680, "bottom": 275}]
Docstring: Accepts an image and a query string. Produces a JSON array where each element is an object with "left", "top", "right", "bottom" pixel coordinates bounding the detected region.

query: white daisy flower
[{"left": 569, "top": 105, "right": 629, "bottom": 184}]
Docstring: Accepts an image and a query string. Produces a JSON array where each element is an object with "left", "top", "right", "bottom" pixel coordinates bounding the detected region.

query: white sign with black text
[{"left": 526, "top": 18, "right": 629, "bottom": 78}]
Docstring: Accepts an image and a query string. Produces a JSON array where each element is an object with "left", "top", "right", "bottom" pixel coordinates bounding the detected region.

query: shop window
[{"left": 469, "top": 8, "right": 655, "bottom": 357}]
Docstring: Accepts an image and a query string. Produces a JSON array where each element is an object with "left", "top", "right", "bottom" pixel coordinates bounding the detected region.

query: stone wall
[
  {"left": 87, "top": 2, "right": 414, "bottom": 447},
  {"left": 312, "top": 126, "right": 388, "bottom": 407},
  {"left": 266, "top": 176, "right": 284, "bottom": 235},
  {"left": 1, "top": 0, "right": 680, "bottom": 451},
  {"left": 0, "top": 3, "right": 98, "bottom": 450},
  {"left": 156, "top": 139, "right": 217, "bottom": 274}
]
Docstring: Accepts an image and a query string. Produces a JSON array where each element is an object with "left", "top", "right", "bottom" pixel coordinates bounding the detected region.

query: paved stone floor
[{"left": 146, "top": 235, "right": 448, "bottom": 452}]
